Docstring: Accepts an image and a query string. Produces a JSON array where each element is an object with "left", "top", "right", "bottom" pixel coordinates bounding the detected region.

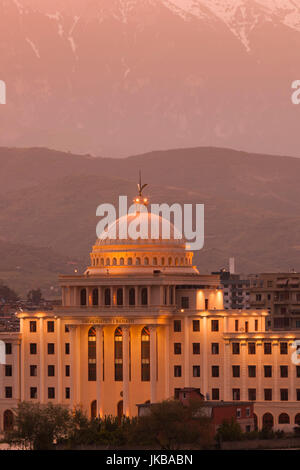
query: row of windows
[
  {"left": 171, "top": 364, "right": 300, "bottom": 379},
  {"left": 173, "top": 319, "right": 259, "bottom": 334},
  {"left": 80, "top": 288, "right": 149, "bottom": 307},
  {"left": 91, "top": 256, "right": 192, "bottom": 267},
  {"left": 174, "top": 388, "right": 300, "bottom": 403},
  {"left": 28, "top": 343, "right": 70, "bottom": 355},
  {"left": 4, "top": 387, "right": 71, "bottom": 400},
  {"left": 29, "top": 322, "right": 70, "bottom": 334}
]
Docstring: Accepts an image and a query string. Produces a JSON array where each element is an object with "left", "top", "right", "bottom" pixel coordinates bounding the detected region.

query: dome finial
[{"left": 134, "top": 170, "right": 149, "bottom": 206}]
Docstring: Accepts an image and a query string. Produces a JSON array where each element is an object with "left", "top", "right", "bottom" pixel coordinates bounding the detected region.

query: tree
[
  {"left": 129, "top": 399, "right": 212, "bottom": 450},
  {"left": 216, "top": 418, "right": 243, "bottom": 442},
  {"left": 5, "top": 402, "right": 73, "bottom": 450},
  {"left": 0, "top": 281, "right": 19, "bottom": 303},
  {"left": 27, "top": 288, "right": 43, "bottom": 305}
]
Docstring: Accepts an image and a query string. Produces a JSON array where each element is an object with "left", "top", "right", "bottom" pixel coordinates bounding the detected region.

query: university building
[{"left": 1, "top": 197, "right": 300, "bottom": 433}]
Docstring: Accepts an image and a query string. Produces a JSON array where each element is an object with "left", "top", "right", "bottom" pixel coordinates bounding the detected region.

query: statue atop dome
[{"left": 134, "top": 170, "right": 149, "bottom": 206}]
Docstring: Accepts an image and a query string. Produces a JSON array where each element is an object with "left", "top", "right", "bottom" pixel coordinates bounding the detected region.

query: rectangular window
[
  {"left": 232, "top": 365, "right": 240, "bottom": 378},
  {"left": 5, "top": 343, "right": 12, "bottom": 355},
  {"left": 30, "top": 365, "right": 37, "bottom": 377},
  {"left": 65, "top": 387, "right": 70, "bottom": 399},
  {"left": 297, "top": 366, "right": 300, "bottom": 378},
  {"left": 88, "top": 363, "right": 96, "bottom": 381},
  {"left": 48, "top": 365, "right": 55, "bottom": 377},
  {"left": 174, "top": 365, "right": 182, "bottom": 377},
  {"left": 173, "top": 320, "right": 181, "bottom": 332},
  {"left": 297, "top": 389, "right": 300, "bottom": 401},
  {"left": 5, "top": 365, "right": 12, "bottom": 377},
  {"left": 114, "top": 364, "right": 123, "bottom": 382},
  {"left": 232, "top": 388, "right": 240, "bottom": 401},
  {"left": 264, "top": 389, "right": 272, "bottom": 401},
  {"left": 29, "top": 321, "right": 37, "bottom": 333},
  {"left": 235, "top": 320, "right": 239, "bottom": 332},
  {"left": 181, "top": 297, "right": 189, "bottom": 309},
  {"left": 248, "top": 389, "right": 256, "bottom": 401},
  {"left": 280, "top": 365, "right": 288, "bottom": 378},
  {"left": 280, "top": 389, "right": 288, "bottom": 401},
  {"left": 48, "top": 387, "right": 55, "bottom": 399},
  {"left": 192, "top": 320, "right": 200, "bottom": 332},
  {"left": 65, "top": 325, "right": 70, "bottom": 333},
  {"left": 65, "top": 343, "right": 70, "bottom": 355},
  {"left": 30, "top": 343, "right": 37, "bottom": 355},
  {"left": 174, "top": 388, "right": 180, "bottom": 400},
  {"left": 212, "top": 388, "right": 219, "bottom": 400},
  {"left": 212, "top": 366, "right": 219, "bottom": 377},
  {"left": 236, "top": 408, "right": 241, "bottom": 418},
  {"left": 264, "top": 342, "right": 272, "bottom": 354},
  {"left": 232, "top": 343, "right": 240, "bottom": 355},
  {"left": 174, "top": 343, "right": 181, "bottom": 355},
  {"left": 30, "top": 387, "right": 37, "bottom": 399},
  {"left": 5, "top": 387, "right": 12, "bottom": 399},
  {"left": 211, "top": 343, "right": 219, "bottom": 355},
  {"left": 264, "top": 365, "right": 272, "bottom": 377},
  {"left": 248, "top": 366, "right": 256, "bottom": 378},
  {"left": 211, "top": 320, "right": 219, "bottom": 332},
  {"left": 255, "top": 320, "right": 258, "bottom": 332},
  {"left": 192, "top": 343, "right": 200, "bottom": 355},
  {"left": 248, "top": 342, "right": 256, "bottom": 355},
  {"left": 48, "top": 343, "right": 55, "bottom": 355},
  {"left": 65, "top": 365, "right": 70, "bottom": 377},
  {"left": 193, "top": 365, "right": 200, "bottom": 377},
  {"left": 280, "top": 342, "right": 288, "bottom": 355},
  {"left": 47, "top": 321, "right": 55, "bottom": 333}
]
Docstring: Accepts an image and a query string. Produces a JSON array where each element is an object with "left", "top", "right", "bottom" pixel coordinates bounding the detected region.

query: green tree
[
  {"left": 129, "top": 399, "right": 212, "bottom": 450},
  {"left": 0, "top": 281, "right": 19, "bottom": 303},
  {"left": 216, "top": 418, "right": 243, "bottom": 442},
  {"left": 27, "top": 288, "right": 43, "bottom": 305}
]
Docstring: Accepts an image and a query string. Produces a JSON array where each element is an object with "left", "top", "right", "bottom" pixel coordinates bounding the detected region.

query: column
[
  {"left": 149, "top": 326, "right": 157, "bottom": 403},
  {"left": 273, "top": 341, "right": 279, "bottom": 401},
  {"left": 13, "top": 342, "right": 20, "bottom": 400},
  {"left": 223, "top": 342, "right": 230, "bottom": 401},
  {"left": 147, "top": 286, "right": 151, "bottom": 306},
  {"left": 290, "top": 341, "right": 296, "bottom": 401},
  {"left": 241, "top": 341, "right": 247, "bottom": 401},
  {"left": 257, "top": 342, "right": 263, "bottom": 401},
  {"left": 20, "top": 318, "right": 25, "bottom": 401},
  {"left": 123, "top": 327, "right": 130, "bottom": 416},
  {"left": 135, "top": 286, "right": 139, "bottom": 306},
  {"left": 57, "top": 318, "right": 62, "bottom": 403},
  {"left": 96, "top": 326, "right": 103, "bottom": 417},
  {"left": 39, "top": 318, "right": 45, "bottom": 404},
  {"left": 164, "top": 325, "right": 170, "bottom": 399},
  {"left": 202, "top": 316, "right": 208, "bottom": 397},
  {"left": 184, "top": 316, "right": 190, "bottom": 388},
  {"left": 70, "top": 325, "right": 79, "bottom": 407}
]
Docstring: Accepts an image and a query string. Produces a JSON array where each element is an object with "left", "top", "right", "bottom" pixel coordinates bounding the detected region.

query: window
[
  {"left": 88, "top": 327, "right": 96, "bottom": 381},
  {"left": 114, "top": 327, "right": 123, "bottom": 381},
  {"left": 30, "top": 387, "right": 37, "bottom": 399},
  {"left": 255, "top": 320, "right": 258, "bottom": 331},
  {"left": 47, "top": 321, "right": 55, "bottom": 333},
  {"left": 65, "top": 343, "right": 70, "bottom": 355},
  {"left": 65, "top": 388, "right": 70, "bottom": 399},
  {"left": 264, "top": 389, "right": 272, "bottom": 401},
  {"left": 235, "top": 320, "right": 239, "bottom": 332},
  {"left": 47, "top": 365, "right": 55, "bottom": 377},
  {"left": 211, "top": 343, "right": 219, "bottom": 355},
  {"left": 5, "top": 387, "right": 12, "bottom": 398},
  {"left": 5, "top": 365, "right": 12, "bottom": 377},
  {"left": 264, "top": 342, "right": 272, "bottom": 354},
  {"left": 232, "top": 343, "right": 240, "bottom": 355},
  {"left": 92, "top": 288, "right": 99, "bottom": 306},
  {"left": 30, "top": 321, "right": 37, "bottom": 332},
  {"left": 280, "top": 342, "right": 288, "bottom": 355},
  {"left": 264, "top": 365, "right": 272, "bottom": 377},
  {"left": 5, "top": 343, "right": 12, "bottom": 355},
  {"left": 193, "top": 365, "right": 200, "bottom": 377},
  {"left": 248, "top": 366, "right": 256, "bottom": 378},
  {"left": 211, "top": 320, "right": 219, "bottom": 332},
  {"left": 280, "top": 389, "right": 288, "bottom": 401},
  {"left": 245, "top": 321, "right": 249, "bottom": 333},
  {"left": 236, "top": 408, "right": 241, "bottom": 418},
  {"left": 141, "top": 327, "right": 150, "bottom": 381},
  {"left": 192, "top": 343, "right": 200, "bottom": 355},
  {"left": 173, "top": 320, "right": 181, "bottom": 332},
  {"left": 48, "top": 387, "right": 55, "bottom": 399},
  {"left": 174, "top": 388, "right": 180, "bottom": 399},
  {"left": 48, "top": 343, "right": 55, "bottom": 355},
  {"left": 65, "top": 365, "right": 70, "bottom": 377},
  {"left": 205, "top": 299, "right": 209, "bottom": 310},
  {"left": 212, "top": 366, "right": 219, "bottom": 377},
  {"left": 104, "top": 288, "right": 111, "bottom": 306},
  {"left": 248, "top": 342, "right": 256, "bottom": 355},
  {"left": 30, "top": 343, "right": 37, "bottom": 355},
  {"left": 181, "top": 297, "right": 189, "bottom": 309},
  {"left": 30, "top": 365, "right": 37, "bottom": 377},
  {"left": 232, "top": 389, "right": 240, "bottom": 401},
  {"left": 246, "top": 407, "right": 251, "bottom": 417},
  {"left": 117, "top": 288, "right": 123, "bottom": 306},
  {"left": 297, "top": 389, "right": 300, "bottom": 401},
  {"left": 248, "top": 389, "right": 256, "bottom": 401},
  {"left": 174, "top": 343, "right": 181, "bottom": 355},
  {"left": 129, "top": 288, "right": 135, "bottom": 306},
  {"left": 80, "top": 288, "right": 87, "bottom": 306},
  {"left": 232, "top": 365, "right": 240, "bottom": 378},
  {"left": 280, "top": 365, "right": 288, "bottom": 378},
  {"left": 192, "top": 320, "right": 200, "bottom": 332},
  {"left": 65, "top": 325, "right": 69, "bottom": 333},
  {"left": 212, "top": 388, "right": 219, "bottom": 400},
  {"left": 174, "top": 365, "right": 182, "bottom": 377},
  {"left": 141, "top": 288, "right": 148, "bottom": 306}
]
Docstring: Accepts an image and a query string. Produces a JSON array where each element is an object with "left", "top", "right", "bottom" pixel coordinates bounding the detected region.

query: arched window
[
  {"left": 104, "top": 288, "right": 111, "bottom": 306},
  {"left": 91, "top": 400, "right": 97, "bottom": 419},
  {"left": 141, "top": 327, "right": 150, "bottom": 381},
  {"left": 295, "top": 413, "right": 300, "bottom": 425},
  {"left": 141, "top": 288, "right": 148, "bottom": 306},
  {"left": 153, "top": 257, "right": 158, "bottom": 266},
  {"left": 88, "top": 327, "right": 96, "bottom": 381},
  {"left": 262, "top": 413, "right": 274, "bottom": 430},
  {"left": 144, "top": 257, "right": 149, "bottom": 265},
  {"left": 114, "top": 327, "right": 123, "bottom": 381},
  {"left": 129, "top": 288, "right": 135, "bottom": 306},
  {"left": 80, "top": 288, "right": 87, "bottom": 306},
  {"left": 106, "top": 258, "right": 110, "bottom": 266},
  {"left": 120, "top": 258, "right": 124, "bottom": 265},
  {"left": 117, "top": 288, "right": 123, "bottom": 306},
  {"left": 136, "top": 257, "right": 141, "bottom": 265},
  {"left": 278, "top": 413, "right": 290, "bottom": 424},
  {"left": 92, "top": 288, "right": 98, "bottom": 306},
  {"left": 3, "top": 410, "right": 14, "bottom": 431},
  {"left": 128, "top": 258, "right": 132, "bottom": 265},
  {"left": 112, "top": 258, "right": 117, "bottom": 266}
]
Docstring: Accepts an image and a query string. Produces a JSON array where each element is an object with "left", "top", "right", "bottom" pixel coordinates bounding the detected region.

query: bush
[{"left": 216, "top": 419, "right": 243, "bottom": 442}]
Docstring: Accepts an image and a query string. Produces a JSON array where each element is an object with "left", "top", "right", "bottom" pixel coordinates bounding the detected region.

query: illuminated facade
[{"left": 1, "top": 203, "right": 300, "bottom": 433}]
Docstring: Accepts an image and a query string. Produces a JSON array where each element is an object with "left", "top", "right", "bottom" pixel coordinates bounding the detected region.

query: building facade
[{"left": 1, "top": 207, "right": 300, "bottom": 434}]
